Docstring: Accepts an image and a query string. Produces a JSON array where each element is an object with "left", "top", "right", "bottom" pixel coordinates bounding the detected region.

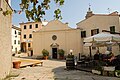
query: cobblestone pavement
[{"left": 10, "top": 59, "right": 120, "bottom": 80}]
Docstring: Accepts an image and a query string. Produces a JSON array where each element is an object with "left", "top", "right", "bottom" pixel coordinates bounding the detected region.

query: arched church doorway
[
  {"left": 52, "top": 48, "right": 57, "bottom": 59},
  {"left": 50, "top": 43, "right": 59, "bottom": 59}
]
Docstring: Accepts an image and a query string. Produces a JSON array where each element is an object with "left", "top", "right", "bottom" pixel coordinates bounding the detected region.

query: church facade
[{"left": 33, "top": 20, "right": 83, "bottom": 58}]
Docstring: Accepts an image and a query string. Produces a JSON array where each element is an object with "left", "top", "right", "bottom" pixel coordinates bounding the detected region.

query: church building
[{"left": 33, "top": 20, "right": 83, "bottom": 59}]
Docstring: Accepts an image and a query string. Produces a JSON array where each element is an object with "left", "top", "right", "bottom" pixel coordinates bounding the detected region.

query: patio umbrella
[
  {"left": 84, "top": 32, "right": 120, "bottom": 43},
  {"left": 83, "top": 32, "right": 120, "bottom": 57}
]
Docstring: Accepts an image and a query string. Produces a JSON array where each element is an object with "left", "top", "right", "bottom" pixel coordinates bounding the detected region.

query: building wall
[
  {"left": 0, "top": 0, "right": 12, "bottom": 79},
  {"left": 33, "top": 20, "right": 82, "bottom": 58},
  {"left": 77, "top": 15, "right": 120, "bottom": 56},
  {"left": 20, "top": 22, "right": 43, "bottom": 54},
  {"left": 11, "top": 26, "right": 21, "bottom": 54}
]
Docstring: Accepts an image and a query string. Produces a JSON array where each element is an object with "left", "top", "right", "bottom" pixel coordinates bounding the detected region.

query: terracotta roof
[
  {"left": 19, "top": 21, "right": 42, "bottom": 25},
  {"left": 12, "top": 25, "right": 21, "bottom": 31},
  {"left": 77, "top": 11, "right": 119, "bottom": 25}
]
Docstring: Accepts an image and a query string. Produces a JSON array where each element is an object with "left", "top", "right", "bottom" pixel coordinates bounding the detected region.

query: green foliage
[
  {"left": 58, "top": 49, "right": 65, "bottom": 56},
  {"left": 42, "top": 49, "right": 49, "bottom": 57},
  {"left": 20, "top": 0, "right": 64, "bottom": 22},
  {"left": 0, "top": 8, "right": 12, "bottom": 16},
  {"left": 115, "top": 70, "right": 120, "bottom": 75},
  {"left": 94, "top": 66, "right": 103, "bottom": 71}
]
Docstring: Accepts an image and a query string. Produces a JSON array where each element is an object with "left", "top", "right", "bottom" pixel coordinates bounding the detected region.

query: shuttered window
[
  {"left": 91, "top": 29, "right": 99, "bottom": 36},
  {"left": 110, "top": 26, "right": 115, "bottom": 34},
  {"left": 81, "top": 31, "right": 86, "bottom": 38}
]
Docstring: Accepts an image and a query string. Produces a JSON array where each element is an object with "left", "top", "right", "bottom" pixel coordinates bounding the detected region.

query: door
[
  {"left": 52, "top": 48, "right": 57, "bottom": 59},
  {"left": 30, "top": 50, "right": 33, "bottom": 56}
]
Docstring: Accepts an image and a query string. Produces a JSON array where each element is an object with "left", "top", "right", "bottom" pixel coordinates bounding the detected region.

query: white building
[{"left": 12, "top": 25, "right": 21, "bottom": 54}]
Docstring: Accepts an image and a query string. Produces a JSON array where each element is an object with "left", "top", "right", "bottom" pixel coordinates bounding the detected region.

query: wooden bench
[{"left": 20, "top": 60, "right": 43, "bottom": 68}]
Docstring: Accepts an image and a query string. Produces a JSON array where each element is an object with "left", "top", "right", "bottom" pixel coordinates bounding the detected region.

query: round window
[{"left": 52, "top": 35, "right": 57, "bottom": 40}]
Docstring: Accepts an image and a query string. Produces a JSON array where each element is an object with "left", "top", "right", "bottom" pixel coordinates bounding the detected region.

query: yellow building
[
  {"left": 77, "top": 8, "right": 120, "bottom": 56},
  {"left": 0, "top": 0, "right": 12, "bottom": 79},
  {"left": 20, "top": 21, "right": 43, "bottom": 56},
  {"left": 33, "top": 20, "right": 82, "bottom": 59}
]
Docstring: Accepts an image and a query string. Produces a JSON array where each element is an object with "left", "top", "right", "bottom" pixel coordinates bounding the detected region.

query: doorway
[
  {"left": 52, "top": 48, "right": 57, "bottom": 59},
  {"left": 30, "top": 50, "right": 33, "bottom": 56}
]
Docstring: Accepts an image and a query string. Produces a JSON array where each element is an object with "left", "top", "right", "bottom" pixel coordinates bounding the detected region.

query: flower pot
[
  {"left": 13, "top": 61, "right": 21, "bottom": 69},
  {"left": 44, "top": 56, "right": 48, "bottom": 60},
  {"left": 59, "top": 56, "right": 64, "bottom": 60},
  {"left": 92, "top": 69, "right": 101, "bottom": 75}
]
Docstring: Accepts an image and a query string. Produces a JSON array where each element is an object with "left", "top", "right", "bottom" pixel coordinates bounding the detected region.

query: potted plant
[
  {"left": 92, "top": 61, "right": 104, "bottom": 75},
  {"left": 58, "top": 49, "right": 65, "bottom": 59},
  {"left": 42, "top": 49, "right": 49, "bottom": 60},
  {"left": 115, "top": 70, "right": 120, "bottom": 77},
  {"left": 92, "top": 66, "right": 102, "bottom": 75},
  {"left": 13, "top": 60, "right": 21, "bottom": 69}
]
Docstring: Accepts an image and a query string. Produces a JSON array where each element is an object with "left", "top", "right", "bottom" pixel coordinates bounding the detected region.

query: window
[
  {"left": 29, "top": 34, "right": 32, "bottom": 38},
  {"left": 24, "top": 25, "right": 26, "bottom": 29},
  {"left": 91, "top": 29, "right": 99, "bottom": 36},
  {"left": 52, "top": 35, "right": 57, "bottom": 40},
  {"left": 28, "top": 43, "right": 31, "bottom": 47},
  {"left": 29, "top": 25, "right": 32, "bottom": 29},
  {"left": 110, "top": 26, "right": 115, "bottom": 34},
  {"left": 81, "top": 31, "right": 86, "bottom": 38},
  {"left": 14, "top": 40, "right": 16, "bottom": 44},
  {"left": 18, "top": 32, "right": 21, "bottom": 35},
  {"left": 24, "top": 34, "right": 26, "bottom": 39},
  {"left": 18, "top": 40, "right": 20, "bottom": 44},
  {"left": 15, "top": 30, "right": 17, "bottom": 34},
  {"left": 35, "top": 24, "right": 38, "bottom": 28}
]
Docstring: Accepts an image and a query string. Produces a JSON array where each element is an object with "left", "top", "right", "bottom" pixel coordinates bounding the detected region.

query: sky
[{"left": 11, "top": 0, "right": 120, "bottom": 28}]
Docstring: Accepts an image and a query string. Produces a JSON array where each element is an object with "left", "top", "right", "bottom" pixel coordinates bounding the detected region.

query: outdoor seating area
[
  {"left": 76, "top": 53, "right": 120, "bottom": 76},
  {"left": 75, "top": 32, "right": 120, "bottom": 77}
]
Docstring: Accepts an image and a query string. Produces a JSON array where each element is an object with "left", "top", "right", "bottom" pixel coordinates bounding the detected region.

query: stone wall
[{"left": 0, "top": 0, "right": 12, "bottom": 79}]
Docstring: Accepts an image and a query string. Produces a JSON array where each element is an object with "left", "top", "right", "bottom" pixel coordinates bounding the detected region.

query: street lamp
[{"left": 70, "top": 49, "right": 73, "bottom": 55}]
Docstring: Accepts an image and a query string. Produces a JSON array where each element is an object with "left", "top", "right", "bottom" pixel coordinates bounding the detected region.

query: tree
[{"left": 20, "top": 0, "right": 64, "bottom": 22}]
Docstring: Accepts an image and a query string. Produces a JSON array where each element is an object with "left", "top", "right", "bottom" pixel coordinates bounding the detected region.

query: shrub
[
  {"left": 42, "top": 49, "right": 49, "bottom": 57},
  {"left": 58, "top": 49, "right": 65, "bottom": 57}
]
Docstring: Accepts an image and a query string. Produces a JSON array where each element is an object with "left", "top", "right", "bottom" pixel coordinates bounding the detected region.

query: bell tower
[{"left": 85, "top": 4, "right": 93, "bottom": 19}]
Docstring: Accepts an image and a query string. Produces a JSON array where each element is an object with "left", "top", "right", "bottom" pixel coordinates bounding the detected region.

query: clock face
[{"left": 52, "top": 35, "right": 57, "bottom": 40}]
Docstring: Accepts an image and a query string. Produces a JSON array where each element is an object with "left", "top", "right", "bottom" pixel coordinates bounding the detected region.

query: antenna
[
  {"left": 107, "top": 8, "right": 111, "bottom": 13},
  {"left": 89, "top": 3, "right": 91, "bottom": 8},
  {"left": 88, "top": 3, "right": 91, "bottom": 11}
]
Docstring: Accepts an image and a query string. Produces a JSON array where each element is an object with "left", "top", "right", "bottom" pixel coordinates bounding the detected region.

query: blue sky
[{"left": 11, "top": 0, "right": 120, "bottom": 28}]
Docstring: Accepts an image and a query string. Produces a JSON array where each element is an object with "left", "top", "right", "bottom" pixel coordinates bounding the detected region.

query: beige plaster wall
[
  {"left": 20, "top": 22, "right": 42, "bottom": 51},
  {"left": 77, "top": 15, "right": 120, "bottom": 56},
  {"left": 33, "top": 20, "right": 82, "bottom": 57},
  {"left": 0, "top": 0, "right": 12, "bottom": 79}
]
